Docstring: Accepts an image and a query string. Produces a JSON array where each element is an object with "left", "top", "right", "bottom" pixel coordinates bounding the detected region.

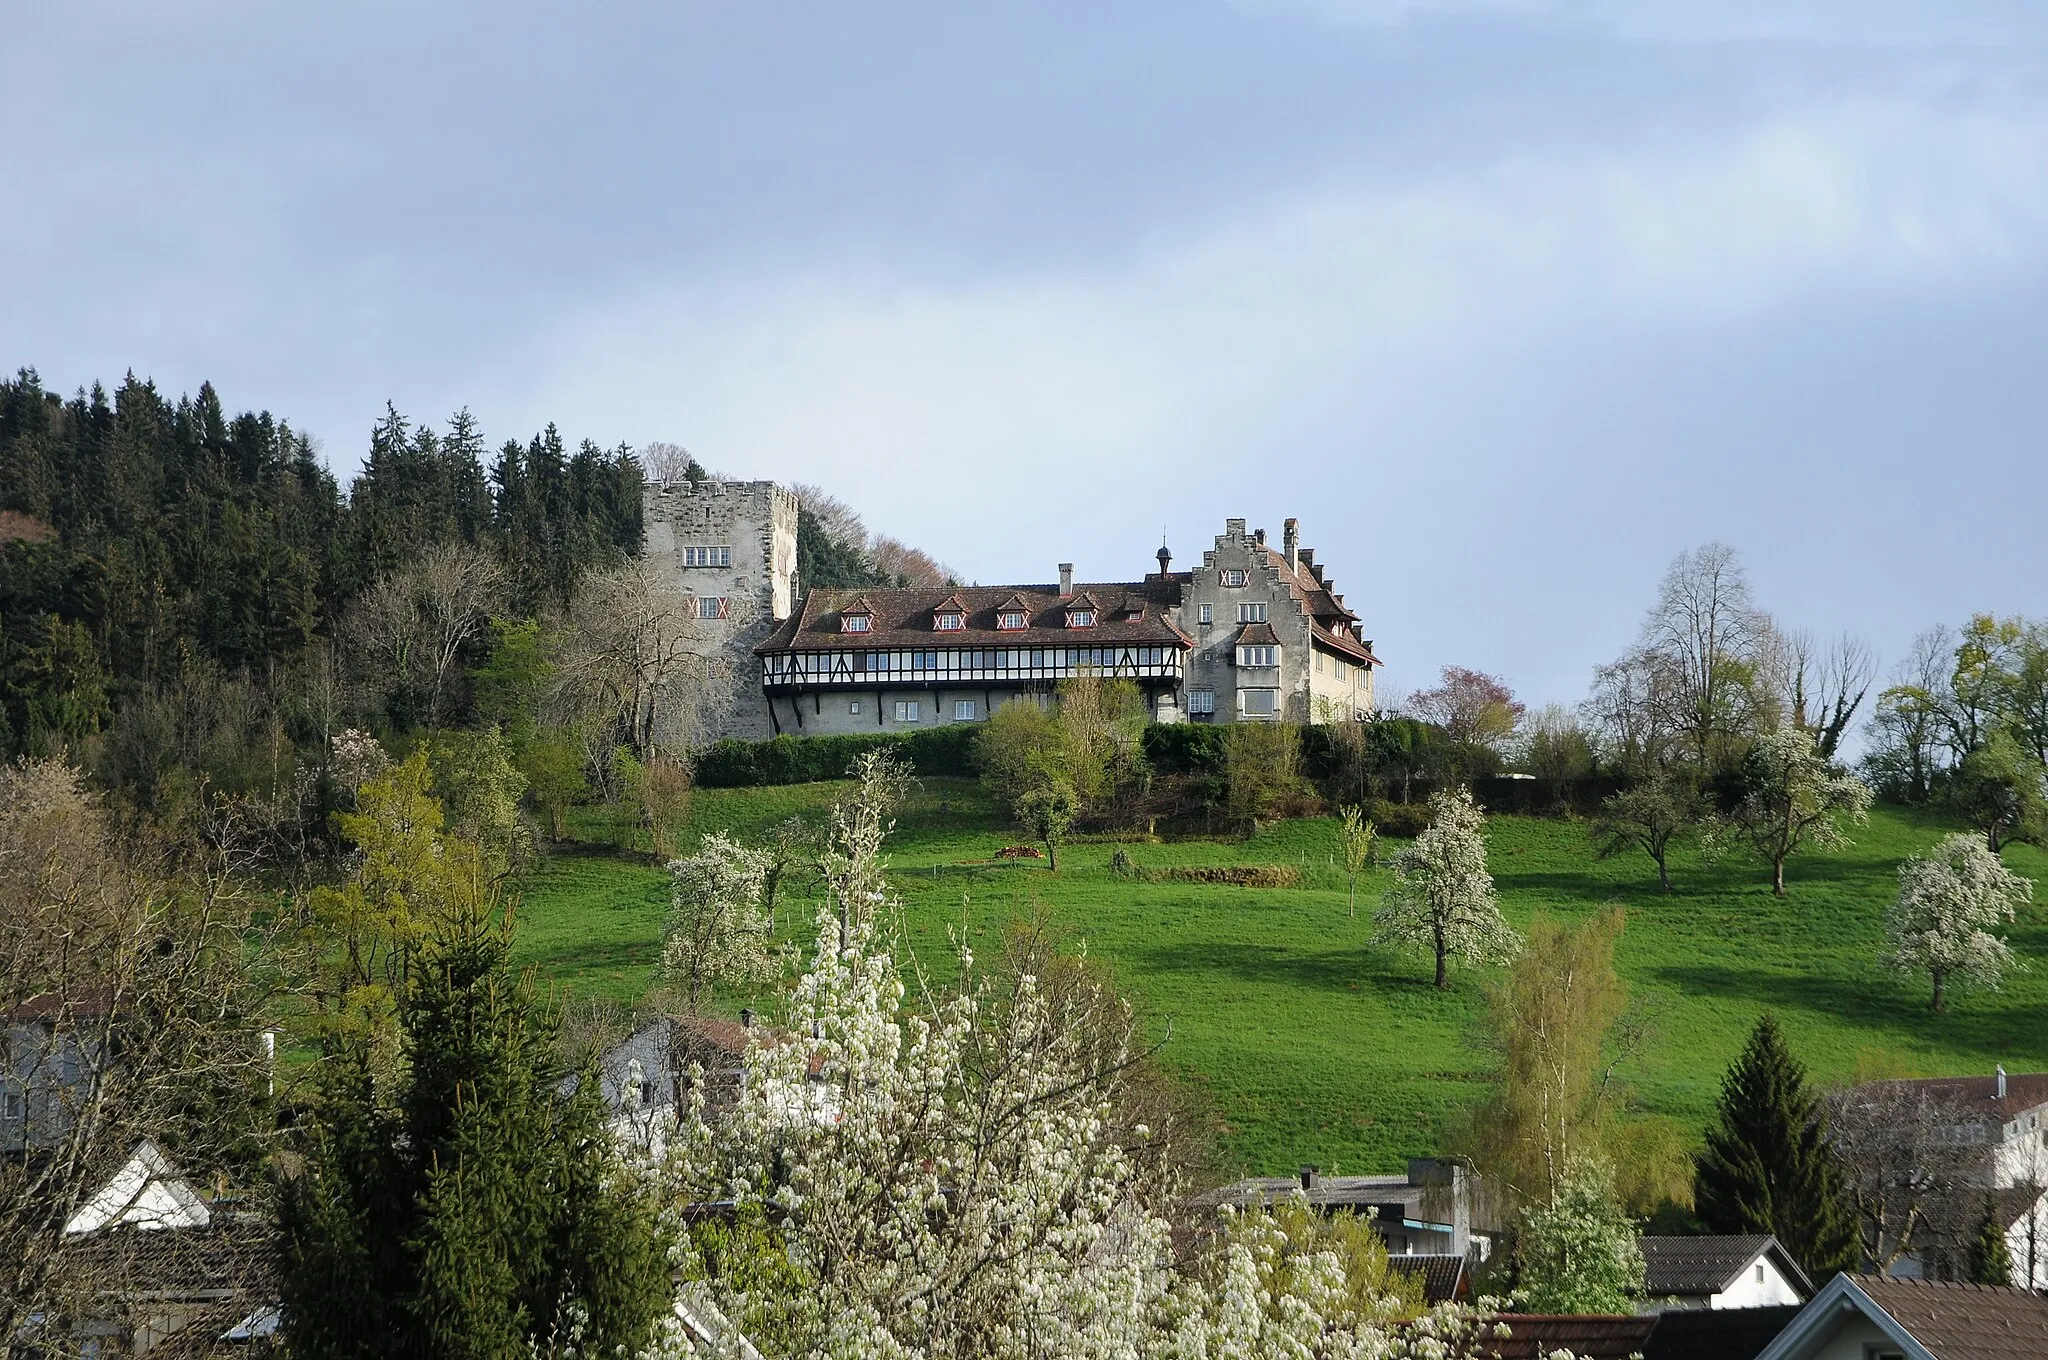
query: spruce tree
[
  {"left": 280, "top": 907, "right": 671, "bottom": 1359},
  {"left": 1966, "top": 1196, "right": 2013, "bottom": 1286},
  {"left": 1694, "top": 1013, "right": 1860, "bottom": 1279}
]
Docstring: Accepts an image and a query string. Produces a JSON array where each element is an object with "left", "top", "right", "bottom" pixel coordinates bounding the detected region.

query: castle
[{"left": 642, "top": 479, "right": 1377, "bottom": 742}]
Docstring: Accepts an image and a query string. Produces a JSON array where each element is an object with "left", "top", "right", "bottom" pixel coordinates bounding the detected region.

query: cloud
[{"left": 510, "top": 94, "right": 2048, "bottom": 524}]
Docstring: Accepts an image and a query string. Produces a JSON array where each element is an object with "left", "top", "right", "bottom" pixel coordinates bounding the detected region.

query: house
[
  {"left": 1837, "top": 1067, "right": 2048, "bottom": 1285},
  {"left": 1385, "top": 1252, "right": 1468, "bottom": 1304},
  {"left": 1637, "top": 1235, "right": 1812, "bottom": 1311},
  {"left": 1638, "top": 1306, "right": 1804, "bottom": 1360},
  {"left": 587, "top": 1011, "right": 835, "bottom": 1151},
  {"left": 2, "top": 990, "right": 105, "bottom": 1154},
  {"left": 30, "top": 1139, "right": 276, "bottom": 1357},
  {"left": 1752, "top": 1273, "right": 2048, "bottom": 1360},
  {"left": 745, "top": 516, "right": 1378, "bottom": 737},
  {"left": 1480, "top": 1315, "right": 1659, "bottom": 1359},
  {"left": 640, "top": 479, "right": 1381, "bottom": 740},
  {"left": 1198, "top": 1159, "right": 1492, "bottom": 1260}
]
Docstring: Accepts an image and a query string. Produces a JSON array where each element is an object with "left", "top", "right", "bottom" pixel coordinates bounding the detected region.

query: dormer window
[
  {"left": 842, "top": 613, "right": 871, "bottom": 634},
  {"left": 997, "top": 610, "right": 1027, "bottom": 630},
  {"left": 1124, "top": 609, "right": 1144, "bottom": 623},
  {"left": 936, "top": 611, "right": 965, "bottom": 631},
  {"left": 1067, "top": 609, "right": 1096, "bottom": 628}
]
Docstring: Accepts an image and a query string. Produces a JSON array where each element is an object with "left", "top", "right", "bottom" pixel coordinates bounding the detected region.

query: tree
[
  {"left": 1786, "top": 630, "right": 1876, "bottom": 761},
  {"left": 1828, "top": 1079, "right": 1979, "bottom": 1274},
  {"left": 1340, "top": 804, "right": 1376, "bottom": 918},
  {"left": 1883, "top": 832, "right": 2032, "bottom": 1012},
  {"left": 1967, "top": 1196, "right": 2014, "bottom": 1286},
  {"left": 342, "top": 541, "right": 503, "bottom": 729},
  {"left": 1516, "top": 1157, "right": 1646, "bottom": 1315},
  {"left": 662, "top": 832, "right": 780, "bottom": 1012},
  {"left": 1462, "top": 909, "right": 1681, "bottom": 1215},
  {"left": 279, "top": 909, "right": 672, "bottom": 1359},
  {"left": 1863, "top": 627, "right": 1955, "bottom": 802},
  {"left": 1520, "top": 703, "right": 1597, "bottom": 793},
  {"left": 1222, "top": 717, "right": 1301, "bottom": 831},
  {"left": 1372, "top": 786, "right": 1519, "bottom": 989},
  {"left": 1591, "top": 773, "right": 1705, "bottom": 893},
  {"left": 551, "top": 560, "right": 722, "bottom": 760},
  {"left": 1630, "top": 542, "right": 1775, "bottom": 770},
  {"left": 1729, "top": 726, "right": 1872, "bottom": 896},
  {"left": 0, "top": 760, "right": 278, "bottom": 1341},
  {"left": 645, "top": 754, "right": 1508, "bottom": 1359},
  {"left": 977, "top": 695, "right": 1065, "bottom": 812},
  {"left": 1947, "top": 729, "right": 2047, "bottom": 853},
  {"left": 1018, "top": 777, "right": 1077, "bottom": 871},
  {"left": 1410, "top": 666, "right": 1524, "bottom": 777},
  {"left": 1693, "top": 1015, "right": 1860, "bottom": 1279}
]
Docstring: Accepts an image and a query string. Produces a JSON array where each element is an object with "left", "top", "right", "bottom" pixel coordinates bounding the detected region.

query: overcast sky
[{"left": 6, "top": 1, "right": 2045, "bottom": 713}]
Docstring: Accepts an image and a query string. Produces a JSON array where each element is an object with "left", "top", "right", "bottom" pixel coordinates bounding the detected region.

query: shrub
[
  {"left": 1365, "top": 799, "right": 1431, "bottom": 839},
  {"left": 1150, "top": 865, "right": 1301, "bottom": 888},
  {"left": 694, "top": 726, "right": 980, "bottom": 787},
  {"left": 1141, "top": 723, "right": 1228, "bottom": 775}
]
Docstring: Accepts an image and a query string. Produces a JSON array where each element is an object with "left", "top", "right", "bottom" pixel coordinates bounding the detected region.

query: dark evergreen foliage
[
  {"left": 1694, "top": 1014, "right": 1861, "bottom": 1279},
  {"left": 795, "top": 503, "right": 887, "bottom": 591},
  {"left": 0, "top": 369, "right": 641, "bottom": 766},
  {"left": 277, "top": 916, "right": 671, "bottom": 1358},
  {"left": 1966, "top": 1195, "right": 2014, "bottom": 1286}
]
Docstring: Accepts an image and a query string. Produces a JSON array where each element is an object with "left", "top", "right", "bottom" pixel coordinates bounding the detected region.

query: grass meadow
[{"left": 512, "top": 777, "right": 2048, "bottom": 1179}]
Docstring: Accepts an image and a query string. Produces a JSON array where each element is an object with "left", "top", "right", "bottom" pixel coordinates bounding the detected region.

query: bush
[
  {"left": 1365, "top": 798, "right": 1431, "bottom": 839},
  {"left": 694, "top": 726, "right": 980, "bottom": 787},
  {"left": 1142, "top": 723, "right": 1228, "bottom": 775},
  {"left": 1150, "top": 864, "right": 1301, "bottom": 888}
]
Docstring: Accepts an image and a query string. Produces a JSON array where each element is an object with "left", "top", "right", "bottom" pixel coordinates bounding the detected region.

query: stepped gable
[
  {"left": 1255, "top": 544, "right": 1378, "bottom": 666},
  {"left": 756, "top": 582, "right": 1190, "bottom": 654}
]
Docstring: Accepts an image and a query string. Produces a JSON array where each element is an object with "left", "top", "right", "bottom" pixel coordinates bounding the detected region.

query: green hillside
[{"left": 513, "top": 778, "right": 2048, "bottom": 1178}]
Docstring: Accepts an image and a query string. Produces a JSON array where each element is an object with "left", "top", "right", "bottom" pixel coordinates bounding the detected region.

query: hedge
[{"left": 694, "top": 725, "right": 981, "bottom": 788}]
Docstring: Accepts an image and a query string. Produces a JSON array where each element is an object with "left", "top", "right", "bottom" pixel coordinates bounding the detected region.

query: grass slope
[{"left": 515, "top": 779, "right": 2048, "bottom": 1178}]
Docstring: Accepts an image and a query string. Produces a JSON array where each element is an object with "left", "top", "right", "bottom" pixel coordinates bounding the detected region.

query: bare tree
[
  {"left": 1634, "top": 543, "right": 1775, "bottom": 769},
  {"left": 0, "top": 761, "right": 283, "bottom": 1344},
  {"left": 550, "top": 560, "right": 733, "bottom": 761},
  {"left": 1865, "top": 626, "right": 1957, "bottom": 801},
  {"left": 1788, "top": 629, "right": 1877, "bottom": 760},
  {"left": 1828, "top": 1081, "right": 1979, "bottom": 1274},
  {"left": 343, "top": 542, "right": 503, "bottom": 728},
  {"left": 870, "top": 534, "right": 957, "bottom": 587},
  {"left": 638, "top": 440, "right": 702, "bottom": 486}
]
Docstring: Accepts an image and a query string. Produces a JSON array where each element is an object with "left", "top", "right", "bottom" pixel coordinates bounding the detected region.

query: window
[
  {"left": 912, "top": 651, "right": 938, "bottom": 672},
  {"left": 1068, "top": 609, "right": 1096, "bottom": 628},
  {"left": 1188, "top": 690, "right": 1215, "bottom": 715},
  {"left": 997, "top": 610, "right": 1026, "bottom": 630},
  {"left": 849, "top": 700, "right": 861, "bottom": 715},
  {"left": 681, "top": 545, "right": 731, "bottom": 568},
  {"left": 1240, "top": 689, "right": 1279, "bottom": 717},
  {"left": 1125, "top": 609, "right": 1144, "bottom": 622},
  {"left": 1237, "top": 602, "right": 1268, "bottom": 623},
  {"left": 1754, "top": 1263, "right": 1765, "bottom": 1283},
  {"left": 1030, "top": 649, "right": 1047, "bottom": 667},
  {"left": 696, "top": 596, "right": 730, "bottom": 620},
  {"left": 865, "top": 651, "right": 890, "bottom": 672},
  {"left": 1198, "top": 604, "right": 1213, "bottom": 625},
  {"left": 936, "top": 612, "right": 965, "bottom": 631},
  {"left": 1221, "top": 569, "right": 1247, "bottom": 587},
  {"left": 1237, "top": 645, "right": 1278, "bottom": 668},
  {"left": 954, "top": 700, "right": 977, "bottom": 721},
  {"left": 842, "top": 613, "right": 872, "bottom": 633},
  {"left": 893, "top": 700, "right": 921, "bottom": 722},
  {"left": 1, "top": 1087, "right": 19, "bottom": 1121}
]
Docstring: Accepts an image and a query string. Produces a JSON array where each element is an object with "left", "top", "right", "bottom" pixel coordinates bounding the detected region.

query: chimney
[
  {"left": 1283, "top": 518, "right": 1299, "bottom": 571},
  {"left": 1058, "top": 563, "right": 1074, "bottom": 597},
  {"left": 1298, "top": 1164, "right": 1320, "bottom": 1192},
  {"left": 1254, "top": 527, "right": 1267, "bottom": 548},
  {"left": 1998, "top": 1064, "right": 2008, "bottom": 1099}
]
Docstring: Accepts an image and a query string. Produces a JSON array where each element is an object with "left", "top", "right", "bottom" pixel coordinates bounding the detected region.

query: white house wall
[{"left": 1709, "top": 1258, "right": 1807, "bottom": 1310}]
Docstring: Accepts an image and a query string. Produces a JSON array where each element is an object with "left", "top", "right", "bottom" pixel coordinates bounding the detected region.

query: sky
[{"left": 5, "top": 1, "right": 2046, "bottom": 714}]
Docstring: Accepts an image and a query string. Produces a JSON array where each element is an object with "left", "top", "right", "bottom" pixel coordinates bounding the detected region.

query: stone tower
[{"left": 642, "top": 478, "right": 799, "bottom": 740}]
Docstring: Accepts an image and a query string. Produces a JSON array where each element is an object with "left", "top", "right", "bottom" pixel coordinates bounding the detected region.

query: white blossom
[
  {"left": 1884, "top": 831, "right": 2033, "bottom": 1011},
  {"left": 1372, "top": 788, "right": 1519, "bottom": 987}
]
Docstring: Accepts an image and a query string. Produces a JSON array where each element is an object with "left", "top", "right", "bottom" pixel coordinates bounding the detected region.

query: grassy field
[{"left": 513, "top": 778, "right": 2048, "bottom": 1179}]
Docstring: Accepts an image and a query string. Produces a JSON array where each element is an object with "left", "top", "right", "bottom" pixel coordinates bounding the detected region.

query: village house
[
  {"left": 1637, "top": 1235, "right": 1811, "bottom": 1312},
  {"left": 1840, "top": 1067, "right": 2048, "bottom": 1288},
  {"left": 1751, "top": 1273, "right": 2048, "bottom": 1360},
  {"left": 644, "top": 476, "right": 1381, "bottom": 739},
  {"left": 1198, "top": 1159, "right": 1491, "bottom": 1263}
]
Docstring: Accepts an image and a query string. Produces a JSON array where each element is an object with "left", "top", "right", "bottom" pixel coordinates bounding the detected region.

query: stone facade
[{"left": 642, "top": 479, "right": 799, "bottom": 741}]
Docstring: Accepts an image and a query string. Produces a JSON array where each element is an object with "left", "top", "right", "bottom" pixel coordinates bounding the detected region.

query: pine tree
[
  {"left": 1966, "top": 1195, "right": 2013, "bottom": 1286},
  {"left": 1694, "top": 1013, "right": 1860, "bottom": 1279},
  {"left": 280, "top": 898, "right": 672, "bottom": 1358}
]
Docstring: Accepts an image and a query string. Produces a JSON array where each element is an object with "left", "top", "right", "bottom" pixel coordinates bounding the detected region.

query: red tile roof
[
  {"left": 1851, "top": 1072, "right": 2048, "bottom": 1123},
  {"left": 757, "top": 583, "right": 1192, "bottom": 654},
  {"left": 1483, "top": 1315, "right": 1659, "bottom": 1359},
  {"left": 1854, "top": 1275, "right": 2048, "bottom": 1359}
]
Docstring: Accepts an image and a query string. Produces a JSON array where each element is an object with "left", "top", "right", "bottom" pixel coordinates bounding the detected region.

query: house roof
[
  {"left": 1639, "top": 1234, "right": 1812, "bottom": 1299},
  {"left": 1195, "top": 1169, "right": 1502, "bottom": 1233},
  {"left": 64, "top": 1139, "right": 212, "bottom": 1234},
  {"left": 1849, "top": 1072, "right": 2048, "bottom": 1124},
  {"left": 1235, "top": 621, "right": 1281, "bottom": 647},
  {"left": 1757, "top": 1273, "right": 2048, "bottom": 1360},
  {"left": 757, "top": 582, "right": 1193, "bottom": 654},
  {"left": 1482, "top": 1315, "right": 1659, "bottom": 1359},
  {"left": 1640, "top": 1305, "right": 1802, "bottom": 1360},
  {"left": 1385, "top": 1252, "right": 1466, "bottom": 1303}
]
